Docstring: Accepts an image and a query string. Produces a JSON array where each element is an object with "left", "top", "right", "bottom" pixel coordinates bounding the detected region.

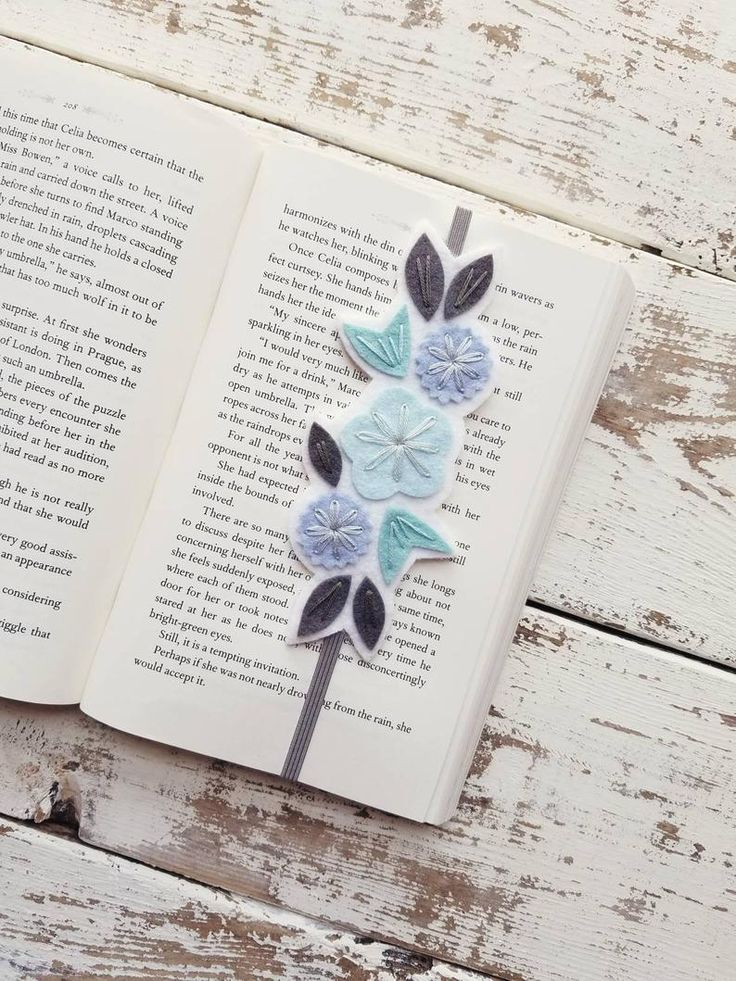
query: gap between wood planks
[
  {"left": 0, "top": 29, "right": 733, "bottom": 289},
  {"left": 0, "top": 814, "right": 501, "bottom": 981},
  {"left": 526, "top": 599, "right": 736, "bottom": 679}
]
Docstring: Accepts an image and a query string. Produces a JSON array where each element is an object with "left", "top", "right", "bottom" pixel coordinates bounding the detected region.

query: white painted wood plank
[
  {"left": 0, "top": 819, "right": 485, "bottom": 980},
  {"left": 0, "top": 0, "right": 733, "bottom": 278},
  {"left": 536, "top": 249, "right": 736, "bottom": 661},
  {"left": 1, "top": 609, "right": 733, "bottom": 981}
]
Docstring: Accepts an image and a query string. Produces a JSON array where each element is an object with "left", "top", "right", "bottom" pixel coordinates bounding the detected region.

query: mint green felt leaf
[
  {"left": 344, "top": 306, "right": 410, "bottom": 378},
  {"left": 378, "top": 508, "right": 452, "bottom": 584}
]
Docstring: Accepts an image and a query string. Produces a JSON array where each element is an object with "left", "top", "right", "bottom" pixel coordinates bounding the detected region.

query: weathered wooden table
[{"left": 0, "top": 2, "right": 734, "bottom": 978}]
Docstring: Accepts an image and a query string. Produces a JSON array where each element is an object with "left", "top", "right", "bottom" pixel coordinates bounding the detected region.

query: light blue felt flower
[
  {"left": 416, "top": 325, "right": 491, "bottom": 405},
  {"left": 296, "top": 493, "right": 372, "bottom": 570},
  {"left": 341, "top": 387, "right": 453, "bottom": 500}
]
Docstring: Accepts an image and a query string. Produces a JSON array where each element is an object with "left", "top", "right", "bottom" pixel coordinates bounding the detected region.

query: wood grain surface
[
  {"left": 1, "top": 609, "right": 733, "bottom": 981},
  {"left": 0, "top": 0, "right": 733, "bottom": 278},
  {"left": 0, "top": 5, "right": 733, "bottom": 978},
  {"left": 0, "top": 819, "right": 487, "bottom": 980}
]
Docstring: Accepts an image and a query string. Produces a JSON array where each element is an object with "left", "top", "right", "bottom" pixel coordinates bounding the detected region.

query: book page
[
  {"left": 83, "top": 144, "right": 624, "bottom": 819},
  {"left": 0, "top": 42, "right": 262, "bottom": 703}
]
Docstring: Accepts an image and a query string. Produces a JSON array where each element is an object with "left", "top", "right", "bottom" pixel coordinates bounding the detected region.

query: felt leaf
[
  {"left": 297, "top": 575, "right": 351, "bottom": 637},
  {"left": 344, "top": 306, "right": 410, "bottom": 378},
  {"left": 444, "top": 253, "right": 494, "bottom": 319},
  {"left": 405, "top": 233, "right": 444, "bottom": 320},
  {"left": 308, "top": 423, "right": 342, "bottom": 487},
  {"left": 352, "top": 577, "right": 385, "bottom": 651},
  {"left": 378, "top": 508, "right": 452, "bottom": 584}
]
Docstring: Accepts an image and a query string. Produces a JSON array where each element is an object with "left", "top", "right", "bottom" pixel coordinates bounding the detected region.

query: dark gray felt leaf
[
  {"left": 352, "top": 577, "right": 385, "bottom": 651},
  {"left": 405, "top": 233, "right": 444, "bottom": 320},
  {"left": 298, "top": 576, "right": 351, "bottom": 637},
  {"left": 444, "top": 253, "right": 494, "bottom": 318},
  {"left": 308, "top": 423, "right": 342, "bottom": 487}
]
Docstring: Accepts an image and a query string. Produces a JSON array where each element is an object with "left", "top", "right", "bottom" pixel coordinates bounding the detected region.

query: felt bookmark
[{"left": 280, "top": 205, "right": 494, "bottom": 783}]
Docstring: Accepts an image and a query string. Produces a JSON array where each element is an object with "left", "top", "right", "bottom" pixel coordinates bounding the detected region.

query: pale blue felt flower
[
  {"left": 341, "top": 387, "right": 453, "bottom": 500},
  {"left": 296, "top": 493, "right": 372, "bottom": 570},
  {"left": 416, "top": 325, "right": 491, "bottom": 404}
]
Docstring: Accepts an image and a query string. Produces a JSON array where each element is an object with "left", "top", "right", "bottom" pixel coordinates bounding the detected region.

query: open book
[{"left": 0, "top": 42, "right": 633, "bottom": 823}]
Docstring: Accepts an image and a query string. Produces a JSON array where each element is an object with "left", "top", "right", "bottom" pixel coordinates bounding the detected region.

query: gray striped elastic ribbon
[
  {"left": 447, "top": 206, "right": 472, "bottom": 256},
  {"left": 281, "top": 630, "right": 344, "bottom": 781},
  {"left": 280, "top": 205, "right": 473, "bottom": 783}
]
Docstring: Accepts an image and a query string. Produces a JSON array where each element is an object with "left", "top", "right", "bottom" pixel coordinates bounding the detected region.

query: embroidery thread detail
[
  {"left": 352, "top": 577, "right": 386, "bottom": 651},
  {"left": 444, "top": 254, "right": 494, "bottom": 318},
  {"left": 341, "top": 388, "right": 453, "bottom": 500},
  {"left": 405, "top": 233, "right": 444, "bottom": 320},
  {"left": 344, "top": 306, "right": 410, "bottom": 378},
  {"left": 359, "top": 405, "right": 438, "bottom": 479},
  {"left": 378, "top": 508, "right": 452, "bottom": 584},
  {"left": 297, "top": 493, "right": 371, "bottom": 569},
  {"left": 298, "top": 576, "right": 351, "bottom": 637},
  {"left": 308, "top": 422, "right": 342, "bottom": 487},
  {"left": 416, "top": 326, "right": 491, "bottom": 404}
]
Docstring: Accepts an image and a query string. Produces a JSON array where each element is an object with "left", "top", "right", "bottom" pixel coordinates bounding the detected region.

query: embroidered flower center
[
  {"left": 304, "top": 498, "right": 365, "bottom": 559},
  {"left": 356, "top": 402, "right": 439, "bottom": 482},
  {"left": 415, "top": 326, "right": 491, "bottom": 405},
  {"left": 426, "top": 333, "right": 485, "bottom": 393}
]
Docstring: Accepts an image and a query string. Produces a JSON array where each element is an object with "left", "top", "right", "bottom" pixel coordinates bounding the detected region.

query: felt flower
[
  {"left": 341, "top": 387, "right": 453, "bottom": 500},
  {"left": 415, "top": 326, "right": 491, "bottom": 404},
  {"left": 296, "top": 493, "right": 371, "bottom": 570}
]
